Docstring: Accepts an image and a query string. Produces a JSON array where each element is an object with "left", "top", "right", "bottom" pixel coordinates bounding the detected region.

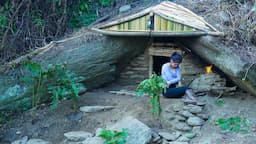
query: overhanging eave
[{"left": 92, "top": 28, "right": 224, "bottom": 37}]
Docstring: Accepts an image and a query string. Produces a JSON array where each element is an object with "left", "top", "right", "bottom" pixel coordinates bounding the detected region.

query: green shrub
[{"left": 22, "top": 61, "right": 85, "bottom": 110}]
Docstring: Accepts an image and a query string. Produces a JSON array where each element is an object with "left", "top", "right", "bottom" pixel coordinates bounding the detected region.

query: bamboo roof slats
[
  {"left": 93, "top": 1, "right": 224, "bottom": 36},
  {"left": 93, "top": 1, "right": 223, "bottom": 36}
]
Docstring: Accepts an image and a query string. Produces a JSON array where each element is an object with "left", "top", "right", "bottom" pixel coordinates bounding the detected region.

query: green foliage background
[{"left": 0, "top": 0, "right": 114, "bottom": 64}]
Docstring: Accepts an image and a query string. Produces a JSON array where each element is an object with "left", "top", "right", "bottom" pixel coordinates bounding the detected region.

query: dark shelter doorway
[{"left": 153, "top": 56, "right": 169, "bottom": 75}]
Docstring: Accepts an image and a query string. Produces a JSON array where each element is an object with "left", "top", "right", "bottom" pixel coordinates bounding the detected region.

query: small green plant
[
  {"left": 99, "top": 0, "right": 114, "bottom": 7},
  {"left": 22, "top": 61, "right": 44, "bottom": 108},
  {"left": 215, "top": 99, "right": 224, "bottom": 107},
  {"left": 136, "top": 73, "right": 167, "bottom": 117},
  {"left": 98, "top": 128, "right": 128, "bottom": 144},
  {"left": 22, "top": 61, "right": 84, "bottom": 110},
  {"left": 215, "top": 116, "right": 250, "bottom": 133}
]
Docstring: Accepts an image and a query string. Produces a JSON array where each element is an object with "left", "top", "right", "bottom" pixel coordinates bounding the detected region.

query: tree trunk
[
  {"left": 0, "top": 31, "right": 150, "bottom": 110},
  {"left": 181, "top": 36, "right": 256, "bottom": 96}
]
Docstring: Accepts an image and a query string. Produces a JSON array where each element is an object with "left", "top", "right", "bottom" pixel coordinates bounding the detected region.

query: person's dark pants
[{"left": 163, "top": 84, "right": 189, "bottom": 98}]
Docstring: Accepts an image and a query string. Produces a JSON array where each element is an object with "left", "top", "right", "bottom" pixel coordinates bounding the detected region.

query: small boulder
[
  {"left": 81, "top": 137, "right": 104, "bottom": 144},
  {"left": 11, "top": 136, "right": 28, "bottom": 144},
  {"left": 183, "top": 105, "right": 202, "bottom": 114},
  {"left": 187, "top": 117, "right": 204, "bottom": 126},
  {"left": 184, "top": 132, "right": 196, "bottom": 139},
  {"left": 27, "top": 139, "right": 52, "bottom": 144},
  {"left": 108, "top": 116, "right": 152, "bottom": 144},
  {"left": 174, "top": 122, "right": 192, "bottom": 131},
  {"left": 79, "top": 106, "right": 115, "bottom": 113},
  {"left": 192, "top": 126, "right": 201, "bottom": 134},
  {"left": 64, "top": 131, "right": 93, "bottom": 142},
  {"left": 176, "top": 135, "right": 190, "bottom": 142},
  {"left": 178, "top": 110, "right": 194, "bottom": 118},
  {"left": 158, "top": 131, "right": 181, "bottom": 141}
]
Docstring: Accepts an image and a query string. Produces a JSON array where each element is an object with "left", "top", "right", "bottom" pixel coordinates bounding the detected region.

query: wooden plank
[
  {"left": 154, "top": 15, "right": 161, "bottom": 31},
  {"left": 149, "top": 56, "right": 153, "bottom": 78},
  {"left": 145, "top": 15, "right": 149, "bottom": 30},
  {"left": 141, "top": 16, "right": 146, "bottom": 30},
  {"left": 124, "top": 22, "right": 128, "bottom": 30},
  {"left": 152, "top": 42, "right": 179, "bottom": 47},
  {"left": 167, "top": 21, "right": 171, "bottom": 31},
  {"left": 148, "top": 47, "right": 183, "bottom": 57}
]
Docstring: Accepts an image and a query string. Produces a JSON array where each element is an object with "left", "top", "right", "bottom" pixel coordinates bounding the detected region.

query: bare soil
[{"left": 1, "top": 81, "right": 256, "bottom": 144}]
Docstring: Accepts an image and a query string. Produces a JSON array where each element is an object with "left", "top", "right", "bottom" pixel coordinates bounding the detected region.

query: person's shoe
[{"left": 186, "top": 89, "right": 197, "bottom": 100}]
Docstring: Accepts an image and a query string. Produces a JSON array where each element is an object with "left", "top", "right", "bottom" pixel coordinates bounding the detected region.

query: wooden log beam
[
  {"left": 0, "top": 31, "right": 150, "bottom": 110},
  {"left": 181, "top": 36, "right": 256, "bottom": 96}
]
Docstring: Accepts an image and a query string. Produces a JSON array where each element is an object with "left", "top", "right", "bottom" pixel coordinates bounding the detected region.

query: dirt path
[{"left": 1, "top": 83, "right": 256, "bottom": 144}]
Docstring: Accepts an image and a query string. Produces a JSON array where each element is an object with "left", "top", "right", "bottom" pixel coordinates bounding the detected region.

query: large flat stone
[
  {"left": 64, "top": 131, "right": 93, "bottom": 142},
  {"left": 108, "top": 116, "right": 152, "bottom": 144},
  {"left": 79, "top": 106, "right": 115, "bottom": 113}
]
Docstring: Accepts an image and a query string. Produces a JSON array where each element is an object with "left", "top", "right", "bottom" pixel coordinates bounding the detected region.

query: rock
[
  {"left": 162, "top": 139, "right": 169, "bottom": 144},
  {"left": 151, "top": 131, "right": 161, "bottom": 143},
  {"left": 108, "top": 116, "right": 152, "bottom": 144},
  {"left": 95, "top": 128, "right": 104, "bottom": 137},
  {"left": 176, "top": 135, "right": 190, "bottom": 142},
  {"left": 119, "top": 5, "right": 131, "bottom": 13},
  {"left": 168, "top": 142, "right": 189, "bottom": 144},
  {"left": 197, "top": 113, "right": 209, "bottom": 120},
  {"left": 172, "top": 104, "right": 183, "bottom": 112},
  {"left": 187, "top": 116, "right": 204, "bottom": 126},
  {"left": 11, "top": 136, "right": 28, "bottom": 144},
  {"left": 178, "top": 110, "right": 194, "bottom": 118},
  {"left": 163, "top": 113, "right": 176, "bottom": 121},
  {"left": 184, "top": 132, "right": 196, "bottom": 139},
  {"left": 192, "top": 126, "right": 201, "bottom": 134},
  {"left": 16, "top": 131, "right": 21, "bottom": 135},
  {"left": 158, "top": 131, "right": 181, "bottom": 141},
  {"left": 174, "top": 122, "right": 191, "bottom": 131},
  {"left": 109, "top": 90, "right": 136, "bottom": 96},
  {"left": 79, "top": 106, "right": 115, "bottom": 113},
  {"left": 218, "top": 11, "right": 231, "bottom": 26},
  {"left": 66, "top": 112, "right": 83, "bottom": 121},
  {"left": 81, "top": 137, "right": 104, "bottom": 144},
  {"left": 27, "top": 139, "right": 52, "bottom": 144},
  {"left": 64, "top": 131, "right": 93, "bottom": 142},
  {"left": 174, "top": 115, "right": 186, "bottom": 122},
  {"left": 183, "top": 105, "right": 202, "bottom": 114}
]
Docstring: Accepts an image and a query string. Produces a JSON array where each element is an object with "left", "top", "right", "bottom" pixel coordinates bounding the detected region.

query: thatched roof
[{"left": 92, "top": 1, "right": 223, "bottom": 37}]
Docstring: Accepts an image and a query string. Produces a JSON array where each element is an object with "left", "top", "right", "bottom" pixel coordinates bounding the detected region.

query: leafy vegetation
[
  {"left": 22, "top": 61, "right": 84, "bottom": 110},
  {"left": 215, "top": 116, "right": 250, "bottom": 133},
  {"left": 98, "top": 128, "right": 128, "bottom": 144},
  {"left": 0, "top": 0, "right": 114, "bottom": 63},
  {"left": 0, "top": 111, "right": 12, "bottom": 127},
  {"left": 136, "top": 73, "right": 167, "bottom": 117},
  {"left": 215, "top": 99, "right": 225, "bottom": 107}
]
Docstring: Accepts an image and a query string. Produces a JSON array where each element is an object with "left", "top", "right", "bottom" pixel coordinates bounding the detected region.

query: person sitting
[{"left": 161, "top": 52, "right": 204, "bottom": 106}]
